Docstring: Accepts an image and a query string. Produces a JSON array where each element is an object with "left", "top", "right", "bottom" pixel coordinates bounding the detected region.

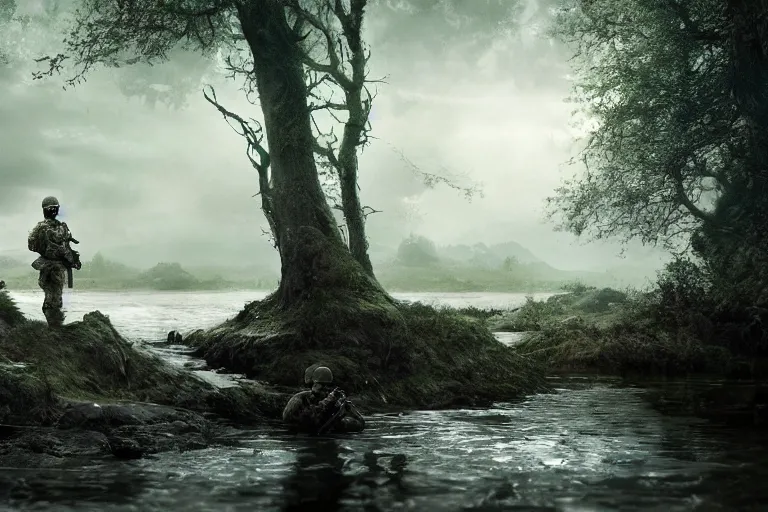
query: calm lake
[{"left": 3, "top": 290, "right": 767, "bottom": 511}]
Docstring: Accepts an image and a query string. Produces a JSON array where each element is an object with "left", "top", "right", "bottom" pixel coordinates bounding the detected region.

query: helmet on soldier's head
[
  {"left": 42, "top": 196, "right": 60, "bottom": 209},
  {"left": 311, "top": 366, "right": 333, "bottom": 384}
]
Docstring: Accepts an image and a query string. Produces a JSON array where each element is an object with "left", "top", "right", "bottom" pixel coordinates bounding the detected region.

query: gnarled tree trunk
[
  {"left": 237, "top": 1, "right": 382, "bottom": 307},
  {"left": 338, "top": 88, "right": 374, "bottom": 278}
]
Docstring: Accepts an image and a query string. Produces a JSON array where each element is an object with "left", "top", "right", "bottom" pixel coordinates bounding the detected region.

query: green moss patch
[
  {"left": 0, "top": 311, "right": 279, "bottom": 425},
  {"left": 515, "top": 321, "right": 735, "bottom": 377},
  {"left": 0, "top": 289, "right": 26, "bottom": 329}
]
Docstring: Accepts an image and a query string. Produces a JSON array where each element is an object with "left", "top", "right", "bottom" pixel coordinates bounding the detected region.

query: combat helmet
[
  {"left": 311, "top": 366, "right": 333, "bottom": 384},
  {"left": 42, "top": 196, "right": 60, "bottom": 209}
]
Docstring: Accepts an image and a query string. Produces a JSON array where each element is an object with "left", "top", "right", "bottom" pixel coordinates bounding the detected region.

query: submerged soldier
[
  {"left": 282, "top": 366, "right": 366, "bottom": 435},
  {"left": 27, "top": 196, "right": 81, "bottom": 327}
]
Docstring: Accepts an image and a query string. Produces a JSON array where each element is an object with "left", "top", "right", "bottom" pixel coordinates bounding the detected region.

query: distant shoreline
[{"left": 5, "top": 286, "right": 565, "bottom": 294}]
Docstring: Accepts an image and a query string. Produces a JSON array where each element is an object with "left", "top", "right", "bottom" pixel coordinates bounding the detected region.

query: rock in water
[
  {"left": 167, "top": 330, "right": 183, "bottom": 344},
  {"left": 108, "top": 436, "right": 144, "bottom": 459}
]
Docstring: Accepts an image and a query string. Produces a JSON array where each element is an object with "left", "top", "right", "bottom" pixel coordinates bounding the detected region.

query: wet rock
[
  {"left": 57, "top": 402, "right": 105, "bottom": 428},
  {"left": 167, "top": 330, "right": 183, "bottom": 344},
  {"left": 108, "top": 436, "right": 144, "bottom": 459},
  {"left": 107, "top": 420, "right": 211, "bottom": 458},
  {"left": 57, "top": 400, "right": 207, "bottom": 430},
  {"left": 0, "top": 428, "right": 111, "bottom": 468}
]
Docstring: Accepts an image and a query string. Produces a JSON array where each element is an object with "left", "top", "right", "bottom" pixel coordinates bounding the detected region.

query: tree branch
[
  {"left": 201, "top": 84, "right": 279, "bottom": 247},
  {"left": 287, "top": 0, "right": 353, "bottom": 89},
  {"left": 33, "top": 0, "right": 232, "bottom": 86}
]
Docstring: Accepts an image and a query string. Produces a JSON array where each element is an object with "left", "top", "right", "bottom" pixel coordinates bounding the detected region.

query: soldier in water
[
  {"left": 27, "top": 196, "right": 81, "bottom": 328},
  {"left": 282, "top": 365, "right": 366, "bottom": 435}
]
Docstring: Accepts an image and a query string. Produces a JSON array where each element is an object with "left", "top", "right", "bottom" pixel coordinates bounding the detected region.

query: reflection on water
[
  {"left": 4, "top": 291, "right": 768, "bottom": 510},
  {"left": 2, "top": 377, "right": 768, "bottom": 511}
]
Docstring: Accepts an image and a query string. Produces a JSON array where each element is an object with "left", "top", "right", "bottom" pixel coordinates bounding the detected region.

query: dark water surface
[{"left": 4, "top": 291, "right": 767, "bottom": 511}]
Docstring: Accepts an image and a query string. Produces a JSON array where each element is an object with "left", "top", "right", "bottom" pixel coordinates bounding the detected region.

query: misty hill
[
  {"left": 0, "top": 239, "right": 657, "bottom": 292},
  {"left": 135, "top": 262, "right": 202, "bottom": 290},
  {"left": 440, "top": 241, "right": 544, "bottom": 267},
  {"left": 374, "top": 235, "right": 655, "bottom": 291}
]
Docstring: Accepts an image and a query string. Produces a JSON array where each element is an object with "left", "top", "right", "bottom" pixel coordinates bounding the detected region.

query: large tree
[
  {"left": 550, "top": 0, "right": 768, "bottom": 303},
  {"left": 39, "top": 0, "right": 542, "bottom": 406},
  {"left": 38, "top": 0, "right": 368, "bottom": 306}
]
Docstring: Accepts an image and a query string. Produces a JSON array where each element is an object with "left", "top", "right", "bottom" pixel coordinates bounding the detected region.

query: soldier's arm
[
  {"left": 61, "top": 222, "right": 78, "bottom": 243},
  {"left": 297, "top": 395, "right": 339, "bottom": 429}
]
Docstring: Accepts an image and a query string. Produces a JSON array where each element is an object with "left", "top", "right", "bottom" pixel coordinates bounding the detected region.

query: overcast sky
[{"left": 0, "top": 0, "right": 669, "bottom": 273}]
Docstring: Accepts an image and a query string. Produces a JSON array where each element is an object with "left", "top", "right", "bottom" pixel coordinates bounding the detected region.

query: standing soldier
[{"left": 27, "top": 196, "right": 81, "bottom": 328}]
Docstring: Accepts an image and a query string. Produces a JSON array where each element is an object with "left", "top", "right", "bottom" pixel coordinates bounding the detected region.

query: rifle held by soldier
[{"left": 63, "top": 236, "right": 81, "bottom": 289}]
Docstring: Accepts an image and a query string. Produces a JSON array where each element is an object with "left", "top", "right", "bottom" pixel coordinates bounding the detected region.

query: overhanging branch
[{"left": 202, "top": 84, "right": 279, "bottom": 247}]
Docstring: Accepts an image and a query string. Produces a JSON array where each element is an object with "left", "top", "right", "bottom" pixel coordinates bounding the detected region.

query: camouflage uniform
[
  {"left": 282, "top": 366, "right": 366, "bottom": 434},
  {"left": 27, "top": 197, "right": 78, "bottom": 327}
]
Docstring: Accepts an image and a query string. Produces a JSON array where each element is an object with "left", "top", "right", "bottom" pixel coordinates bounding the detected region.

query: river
[{"left": 3, "top": 290, "right": 768, "bottom": 511}]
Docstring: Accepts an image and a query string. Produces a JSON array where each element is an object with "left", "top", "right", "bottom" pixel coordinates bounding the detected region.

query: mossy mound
[
  {"left": 185, "top": 227, "right": 546, "bottom": 411},
  {"left": 489, "top": 287, "right": 628, "bottom": 332},
  {"left": 0, "top": 311, "right": 280, "bottom": 426},
  {"left": 514, "top": 317, "right": 738, "bottom": 377}
]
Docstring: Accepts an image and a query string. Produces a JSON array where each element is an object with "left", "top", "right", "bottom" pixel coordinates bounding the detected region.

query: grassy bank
[
  {"left": 491, "top": 285, "right": 758, "bottom": 378},
  {"left": 0, "top": 290, "right": 285, "bottom": 426}
]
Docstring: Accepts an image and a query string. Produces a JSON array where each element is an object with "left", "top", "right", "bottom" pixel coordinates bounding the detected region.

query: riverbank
[
  {"left": 0, "top": 287, "right": 550, "bottom": 467},
  {"left": 0, "top": 289, "right": 292, "bottom": 465},
  {"left": 489, "top": 286, "right": 766, "bottom": 379}
]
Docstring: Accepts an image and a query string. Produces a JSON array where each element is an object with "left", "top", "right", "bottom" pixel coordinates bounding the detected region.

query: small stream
[{"left": 4, "top": 290, "right": 768, "bottom": 511}]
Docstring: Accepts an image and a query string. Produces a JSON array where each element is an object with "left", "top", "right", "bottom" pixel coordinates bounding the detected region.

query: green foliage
[
  {"left": 0, "top": 289, "right": 25, "bottom": 327},
  {"left": 491, "top": 286, "right": 630, "bottom": 331},
  {"left": 516, "top": 320, "right": 733, "bottom": 377},
  {"left": 549, "top": 0, "right": 768, "bottom": 321},
  {"left": 653, "top": 257, "right": 712, "bottom": 313},
  {"left": 560, "top": 280, "right": 591, "bottom": 294},
  {"left": 549, "top": 0, "right": 732, "bottom": 248}
]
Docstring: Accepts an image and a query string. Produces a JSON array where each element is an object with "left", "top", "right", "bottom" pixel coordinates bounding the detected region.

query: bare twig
[{"left": 201, "top": 85, "right": 279, "bottom": 248}]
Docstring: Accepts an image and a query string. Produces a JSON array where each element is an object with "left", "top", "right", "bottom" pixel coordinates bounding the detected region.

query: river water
[{"left": 3, "top": 290, "right": 768, "bottom": 511}]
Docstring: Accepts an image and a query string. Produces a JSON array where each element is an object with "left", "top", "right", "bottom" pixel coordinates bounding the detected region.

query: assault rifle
[
  {"left": 64, "top": 236, "right": 81, "bottom": 289},
  {"left": 317, "top": 389, "right": 361, "bottom": 435}
]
